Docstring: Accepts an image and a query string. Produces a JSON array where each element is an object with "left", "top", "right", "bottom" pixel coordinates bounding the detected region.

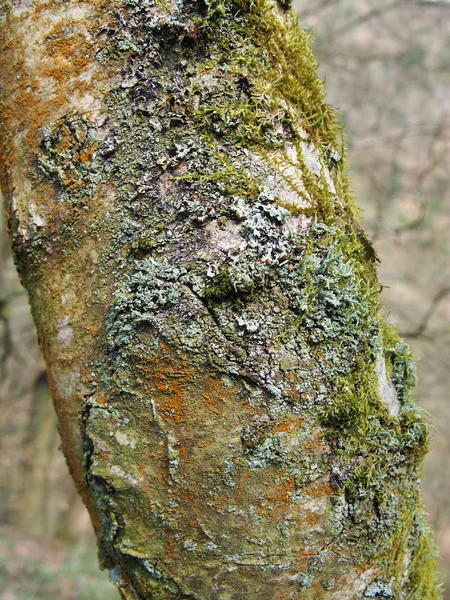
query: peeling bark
[{"left": 0, "top": 0, "right": 440, "bottom": 598}]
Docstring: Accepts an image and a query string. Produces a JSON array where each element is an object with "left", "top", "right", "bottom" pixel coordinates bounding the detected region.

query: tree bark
[
  {"left": 0, "top": 0, "right": 440, "bottom": 598},
  {"left": 1, "top": 199, "right": 94, "bottom": 543}
]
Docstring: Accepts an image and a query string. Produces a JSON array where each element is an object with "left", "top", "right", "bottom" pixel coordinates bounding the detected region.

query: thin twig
[{"left": 402, "top": 286, "right": 450, "bottom": 338}]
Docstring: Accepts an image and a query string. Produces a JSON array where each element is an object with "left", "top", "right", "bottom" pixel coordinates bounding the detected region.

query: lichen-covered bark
[{"left": 0, "top": 0, "right": 441, "bottom": 598}]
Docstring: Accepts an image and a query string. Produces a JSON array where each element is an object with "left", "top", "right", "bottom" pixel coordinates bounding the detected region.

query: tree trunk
[
  {"left": 1, "top": 199, "right": 94, "bottom": 543},
  {"left": 0, "top": 0, "right": 440, "bottom": 598}
]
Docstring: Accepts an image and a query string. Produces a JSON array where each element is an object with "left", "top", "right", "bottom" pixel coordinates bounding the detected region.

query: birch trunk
[{"left": 0, "top": 0, "right": 440, "bottom": 598}]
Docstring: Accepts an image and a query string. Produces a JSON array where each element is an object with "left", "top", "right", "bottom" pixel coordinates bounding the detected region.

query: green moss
[
  {"left": 402, "top": 514, "right": 442, "bottom": 599},
  {"left": 175, "top": 0, "right": 355, "bottom": 222},
  {"left": 131, "top": 237, "right": 158, "bottom": 255},
  {"left": 195, "top": 0, "right": 341, "bottom": 145},
  {"left": 131, "top": 227, "right": 167, "bottom": 256},
  {"left": 174, "top": 151, "right": 262, "bottom": 199},
  {"left": 275, "top": 197, "right": 307, "bottom": 215},
  {"left": 318, "top": 328, "right": 436, "bottom": 596},
  {"left": 203, "top": 268, "right": 240, "bottom": 300},
  {"left": 319, "top": 359, "right": 376, "bottom": 436},
  {"left": 382, "top": 321, "right": 418, "bottom": 404}
]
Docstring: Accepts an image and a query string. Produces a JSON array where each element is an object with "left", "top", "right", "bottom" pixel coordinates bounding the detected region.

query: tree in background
[{"left": 0, "top": 0, "right": 442, "bottom": 598}]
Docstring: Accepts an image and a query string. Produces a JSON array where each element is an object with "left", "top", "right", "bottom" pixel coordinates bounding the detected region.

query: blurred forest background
[{"left": 1, "top": 0, "right": 449, "bottom": 598}]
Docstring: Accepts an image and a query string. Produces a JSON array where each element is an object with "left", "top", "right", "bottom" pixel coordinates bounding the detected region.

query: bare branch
[{"left": 403, "top": 286, "right": 450, "bottom": 338}]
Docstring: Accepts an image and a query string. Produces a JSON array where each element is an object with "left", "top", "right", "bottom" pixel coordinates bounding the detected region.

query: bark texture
[{"left": 0, "top": 0, "right": 441, "bottom": 598}]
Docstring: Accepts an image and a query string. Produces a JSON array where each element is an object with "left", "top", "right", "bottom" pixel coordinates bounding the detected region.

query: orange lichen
[
  {"left": 265, "top": 476, "right": 296, "bottom": 504},
  {"left": 236, "top": 469, "right": 252, "bottom": 501},
  {"left": 153, "top": 361, "right": 195, "bottom": 423},
  {"left": 80, "top": 144, "right": 97, "bottom": 165},
  {"left": 304, "top": 482, "right": 335, "bottom": 498},
  {"left": 272, "top": 416, "right": 303, "bottom": 434},
  {"left": 203, "top": 392, "right": 222, "bottom": 416},
  {"left": 305, "top": 511, "right": 320, "bottom": 525},
  {"left": 164, "top": 535, "right": 176, "bottom": 561},
  {"left": 84, "top": 322, "right": 100, "bottom": 334},
  {"left": 303, "top": 432, "right": 327, "bottom": 454}
]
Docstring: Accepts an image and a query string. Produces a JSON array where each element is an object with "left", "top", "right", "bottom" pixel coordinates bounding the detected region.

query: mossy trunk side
[{"left": 0, "top": 0, "right": 441, "bottom": 598}]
